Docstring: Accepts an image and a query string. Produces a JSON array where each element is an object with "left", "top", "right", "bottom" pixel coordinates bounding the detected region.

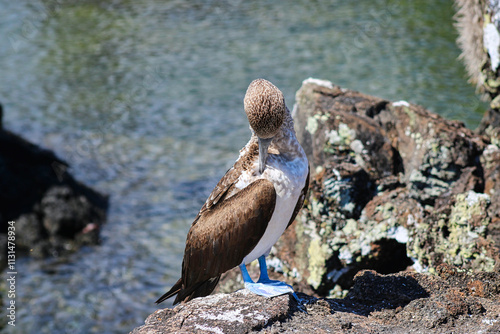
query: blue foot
[
  {"left": 239, "top": 256, "right": 302, "bottom": 302},
  {"left": 244, "top": 281, "right": 295, "bottom": 298},
  {"left": 257, "top": 276, "right": 292, "bottom": 286}
]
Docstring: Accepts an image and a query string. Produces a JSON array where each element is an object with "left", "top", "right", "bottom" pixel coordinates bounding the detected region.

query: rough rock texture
[
  {"left": 478, "top": 105, "right": 500, "bottom": 255},
  {"left": 229, "top": 78, "right": 499, "bottom": 299},
  {"left": 132, "top": 266, "right": 500, "bottom": 333},
  {"left": 479, "top": 106, "right": 500, "bottom": 147},
  {"left": 0, "top": 106, "right": 108, "bottom": 268},
  {"left": 135, "top": 79, "right": 500, "bottom": 332}
]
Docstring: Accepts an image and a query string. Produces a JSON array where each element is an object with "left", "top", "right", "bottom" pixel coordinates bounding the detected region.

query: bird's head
[{"left": 244, "top": 79, "right": 286, "bottom": 174}]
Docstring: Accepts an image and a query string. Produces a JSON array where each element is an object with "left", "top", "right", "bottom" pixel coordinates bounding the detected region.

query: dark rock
[
  {"left": 477, "top": 108, "right": 500, "bottom": 244},
  {"left": 260, "top": 78, "right": 499, "bottom": 297},
  {"left": 477, "top": 108, "right": 500, "bottom": 141},
  {"left": 131, "top": 290, "right": 298, "bottom": 334},
  {"left": 132, "top": 268, "right": 500, "bottom": 333},
  {"left": 138, "top": 80, "right": 500, "bottom": 333},
  {"left": 0, "top": 108, "right": 108, "bottom": 268}
]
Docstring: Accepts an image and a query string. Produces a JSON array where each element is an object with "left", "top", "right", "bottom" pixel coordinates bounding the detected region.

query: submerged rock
[
  {"left": 0, "top": 106, "right": 108, "bottom": 267},
  {"left": 132, "top": 266, "right": 500, "bottom": 333}
]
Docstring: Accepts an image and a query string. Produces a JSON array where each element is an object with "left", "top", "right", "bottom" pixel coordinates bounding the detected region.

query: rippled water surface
[{"left": 0, "top": 0, "right": 487, "bottom": 333}]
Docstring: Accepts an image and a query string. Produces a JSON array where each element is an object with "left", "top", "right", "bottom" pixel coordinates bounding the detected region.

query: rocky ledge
[
  {"left": 217, "top": 78, "right": 500, "bottom": 298},
  {"left": 133, "top": 79, "right": 500, "bottom": 333},
  {"left": 0, "top": 105, "right": 108, "bottom": 268},
  {"left": 133, "top": 265, "right": 500, "bottom": 333}
]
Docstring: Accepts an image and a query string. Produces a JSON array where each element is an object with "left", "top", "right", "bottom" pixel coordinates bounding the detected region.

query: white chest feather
[{"left": 237, "top": 152, "right": 308, "bottom": 265}]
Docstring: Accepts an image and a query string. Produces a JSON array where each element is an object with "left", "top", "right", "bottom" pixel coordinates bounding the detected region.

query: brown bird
[{"left": 156, "top": 79, "right": 309, "bottom": 305}]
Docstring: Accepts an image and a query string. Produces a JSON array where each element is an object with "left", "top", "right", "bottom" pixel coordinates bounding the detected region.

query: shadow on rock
[
  {"left": 341, "top": 270, "right": 429, "bottom": 313},
  {"left": 266, "top": 78, "right": 500, "bottom": 298},
  {"left": 133, "top": 266, "right": 500, "bottom": 333}
]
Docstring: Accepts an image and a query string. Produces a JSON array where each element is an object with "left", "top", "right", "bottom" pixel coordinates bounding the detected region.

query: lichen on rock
[
  {"left": 268, "top": 78, "right": 500, "bottom": 298},
  {"left": 133, "top": 268, "right": 500, "bottom": 334},
  {"left": 409, "top": 190, "right": 497, "bottom": 273},
  {"left": 136, "top": 78, "right": 500, "bottom": 333}
]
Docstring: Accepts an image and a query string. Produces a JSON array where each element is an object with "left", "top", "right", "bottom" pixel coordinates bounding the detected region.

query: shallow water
[{"left": 0, "top": 0, "right": 487, "bottom": 333}]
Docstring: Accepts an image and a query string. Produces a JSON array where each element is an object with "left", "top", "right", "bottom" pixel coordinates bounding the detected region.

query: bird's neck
[
  {"left": 270, "top": 108, "right": 303, "bottom": 158},
  {"left": 247, "top": 107, "right": 303, "bottom": 159}
]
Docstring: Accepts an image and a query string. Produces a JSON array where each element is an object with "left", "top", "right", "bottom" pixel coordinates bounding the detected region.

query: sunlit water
[{"left": 0, "top": 0, "right": 487, "bottom": 333}]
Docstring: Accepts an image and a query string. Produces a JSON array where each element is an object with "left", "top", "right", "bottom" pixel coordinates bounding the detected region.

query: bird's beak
[{"left": 258, "top": 137, "right": 273, "bottom": 174}]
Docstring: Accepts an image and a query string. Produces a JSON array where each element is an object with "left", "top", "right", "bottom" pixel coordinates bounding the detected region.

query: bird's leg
[
  {"left": 239, "top": 263, "right": 254, "bottom": 284},
  {"left": 256, "top": 255, "right": 277, "bottom": 284},
  {"left": 239, "top": 256, "right": 300, "bottom": 301}
]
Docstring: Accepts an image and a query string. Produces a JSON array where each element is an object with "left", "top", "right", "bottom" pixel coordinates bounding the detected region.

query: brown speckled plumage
[{"left": 244, "top": 79, "right": 285, "bottom": 139}]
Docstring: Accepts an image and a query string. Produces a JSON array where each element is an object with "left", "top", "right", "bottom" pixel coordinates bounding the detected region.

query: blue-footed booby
[{"left": 156, "top": 79, "right": 309, "bottom": 305}]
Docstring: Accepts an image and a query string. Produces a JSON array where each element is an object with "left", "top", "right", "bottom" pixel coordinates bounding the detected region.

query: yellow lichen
[{"left": 307, "top": 237, "right": 331, "bottom": 288}]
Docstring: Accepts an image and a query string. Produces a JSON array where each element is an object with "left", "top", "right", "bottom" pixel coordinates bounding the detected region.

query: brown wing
[
  {"left": 201, "top": 166, "right": 239, "bottom": 212},
  {"left": 286, "top": 165, "right": 310, "bottom": 229},
  {"left": 201, "top": 139, "right": 259, "bottom": 213},
  {"left": 156, "top": 178, "right": 276, "bottom": 305}
]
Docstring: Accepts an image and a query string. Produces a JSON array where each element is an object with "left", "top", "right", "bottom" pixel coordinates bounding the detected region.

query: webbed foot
[{"left": 244, "top": 281, "right": 295, "bottom": 298}]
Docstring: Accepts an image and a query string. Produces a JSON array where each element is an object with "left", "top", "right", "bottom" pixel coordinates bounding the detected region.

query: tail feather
[
  {"left": 156, "top": 278, "right": 182, "bottom": 304},
  {"left": 156, "top": 276, "right": 221, "bottom": 305},
  {"left": 175, "top": 276, "right": 220, "bottom": 304}
]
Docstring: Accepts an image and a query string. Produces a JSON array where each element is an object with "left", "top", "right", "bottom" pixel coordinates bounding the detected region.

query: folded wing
[{"left": 156, "top": 178, "right": 276, "bottom": 304}]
